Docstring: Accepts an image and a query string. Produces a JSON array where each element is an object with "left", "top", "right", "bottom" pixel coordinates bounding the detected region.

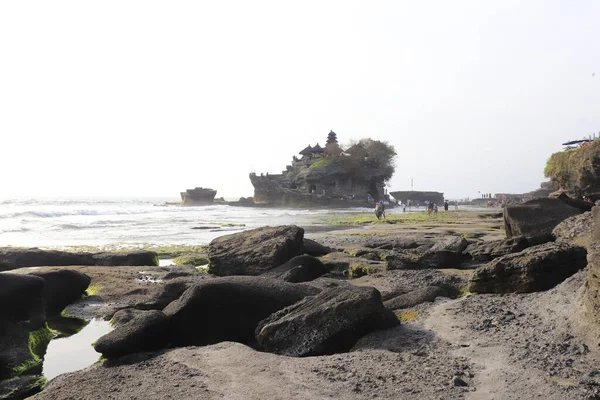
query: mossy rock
[
  {"left": 47, "top": 315, "right": 89, "bottom": 338},
  {"left": 12, "top": 324, "right": 55, "bottom": 376},
  {"left": 545, "top": 140, "right": 600, "bottom": 193},
  {"left": 349, "top": 263, "right": 385, "bottom": 279},
  {"left": 395, "top": 310, "right": 419, "bottom": 322},
  {"left": 0, "top": 375, "right": 46, "bottom": 399},
  {"left": 173, "top": 253, "right": 209, "bottom": 266}
]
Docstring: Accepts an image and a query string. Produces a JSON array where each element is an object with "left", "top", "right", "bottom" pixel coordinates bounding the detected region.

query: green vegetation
[
  {"left": 341, "top": 139, "right": 397, "bottom": 181},
  {"left": 312, "top": 211, "right": 460, "bottom": 226},
  {"left": 85, "top": 284, "right": 101, "bottom": 296},
  {"left": 173, "top": 254, "right": 209, "bottom": 266},
  {"left": 309, "top": 157, "right": 340, "bottom": 169},
  {"left": 396, "top": 310, "right": 419, "bottom": 322},
  {"left": 13, "top": 324, "right": 56, "bottom": 376},
  {"left": 544, "top": 140, "right": 600, "bottom": 192},
  {"left": 349, "top": 263, "right": 378, "bottom": 278},
  {"left": 59, "top": 244, "right": 208, "bottom": 258},
  {"left": 29, "top": 324, "right": 55, "bottom": 358}
]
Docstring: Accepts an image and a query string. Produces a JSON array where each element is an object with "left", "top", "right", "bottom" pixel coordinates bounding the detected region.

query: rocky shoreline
[{"left": 2, "top": 199, "right": 600, "bottom": 399}]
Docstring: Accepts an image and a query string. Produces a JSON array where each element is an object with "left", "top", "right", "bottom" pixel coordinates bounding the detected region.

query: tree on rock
[{"left": 342, "top": 139, "right": 397, "bottom": 182}]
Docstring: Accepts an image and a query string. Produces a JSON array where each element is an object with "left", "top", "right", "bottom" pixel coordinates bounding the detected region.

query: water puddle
[
  {"left": 42, "top": 319, "right": 113, "bottom": 380},
  {"left": 159, "top": 258, "right": 174, "bottom": 266},
  {"left": 137, "top": 271, "right": 163, "bottom": 283}
]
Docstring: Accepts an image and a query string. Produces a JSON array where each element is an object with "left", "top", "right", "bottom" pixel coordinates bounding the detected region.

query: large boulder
[
  {"left": 0, "top": 375, "right": 46, "bottom": 399},
  {"left": 262, "top": 255, "right": 328, "bottom": 283},
  {"left": 503, "top": 198, "right": 580, "bottom": 242},
  {"left": 94, "top": 310, "right": 170, "bottom": 358},
  {"left": 30, "top": 270, "right": 91, "bottom": 315},
  {"left": 0, "top": 321, "right": 34, "bottom": 379},
  {"left": 383, "top": 286, "right": 447, "bottom": 310},
  {"left": 464, "top": 236, "right": 530, "bottom": 262},
  {"left": 0, "top": 248, "right": 91, "bottom": 272},
  {"left": 90, "top": 251, "right": 158, "bottom": 266},
  {"left": 163, "top": 276, "right": 319, "bottom": 346},
  {"left": 208, "top": 226, "right": 305, "bottom": 276},
  {"left": 552, "top": 211, "right": 593, "bottom": 248},
  {"left": 0, "top": 274, "right": 46, "bottom": 327},
  {"left": 134, "top": 278, "right": 196, "bottom": 311},
  {"left": 418, "top": 236, "right": 469, "bottom": 268},
  {"left": 386, "top": 236, "right": 468, "bottom": 269},
  {"left": 301, "top": 239, "right": 332, "bottom": 257},
  {"left": 255, "top": 286, "right": 398, "bottom": 357},
  {"left": 0, "top": 248, "right": 159, "bottom": 271},
  {"left": 468, "top": 242, "right": 587, "bottom": 293}
]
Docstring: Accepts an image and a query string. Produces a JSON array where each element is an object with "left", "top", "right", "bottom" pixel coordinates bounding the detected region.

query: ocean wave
[
  {"left": 0, "top": 209, "right": 155, "bottom": 219},
  {"left": 0, "top": 226, "right": 31, "bottom": 233}
]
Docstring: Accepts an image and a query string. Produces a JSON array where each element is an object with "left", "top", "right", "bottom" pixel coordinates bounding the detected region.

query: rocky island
[
  {"left": 250, "top": 131, "right": 396, "bottom": 207},
  {"left": 180, "top": 187, "right": 217, "bottom": 206}
]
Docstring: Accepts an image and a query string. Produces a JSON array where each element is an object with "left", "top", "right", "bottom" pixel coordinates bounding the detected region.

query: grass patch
[
  {"left": 396, "top": 310, "right": 419, "bottom": 322},
  {"left": 173, "top": 254, "right": 209, "bottom": 266},
  {"left": 311, "top": 211, "right": 462, "bottom": 227},
  {"left": 349, "top": 263, "right": 379, "bottom": 278},
  {"left": 85, "top": 284, "right": 101, "bottom": 296},
  {"left": 58, "top": 244, "right": 208, "bottom": 259},
  {"left": 309, "top": 157, "right": 339, "bottom": 169}
]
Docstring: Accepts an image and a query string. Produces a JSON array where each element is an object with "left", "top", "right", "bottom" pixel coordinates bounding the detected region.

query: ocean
[{"left": 0, "top": 197, "right": 375, "bottom": 249}]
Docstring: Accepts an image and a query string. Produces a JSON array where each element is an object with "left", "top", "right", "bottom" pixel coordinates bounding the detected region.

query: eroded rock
[
  {"left": 163, "top": 276, "right": 319, "bottom": 346},
  {"left": 262, "top": 255, "right": 328, "bottom": 283},
  {"left": 95, "top": 310, "right": 169, "bottom": 358},
  {"left": 208, "top": 226, "right": 304, "bottom": 276},
  {"left": 0, "top": 248, "right": 158, "bottom": 271},
  {"left": 0, "top": 274, "right": 46, "bottom": 327},
  {"left": 30, "top": 270, "right": 91, "bottom": 315},
  {"left": 302, "top": 239, "right": 332, "bottom": 257},
  {"left": 553, "top": 211, "right": 593, "bottom": 248},
  {"left": 255, "top": 286, "right": 398, "bottom": 357},
  {"left": 383, "top": 286, "right": 447, "bottom": 310},
  {"left": 468, "top": 242, "right": 587, "bottom": 293},
  {"left": 503, "top": 198, "right": 580, "bottom": 242},
  {"left": 464, "top": 236, "right": 530, "bottom": 262}
]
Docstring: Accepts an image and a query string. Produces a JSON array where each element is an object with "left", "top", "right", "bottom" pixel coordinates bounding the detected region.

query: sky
[{"left": 1, "top": 0, "right": 599, "bottom": 200}]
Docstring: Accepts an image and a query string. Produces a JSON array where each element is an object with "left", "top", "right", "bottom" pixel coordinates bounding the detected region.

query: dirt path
[{"left": 421, "top": 270, "right": 600, "bottom": 399}]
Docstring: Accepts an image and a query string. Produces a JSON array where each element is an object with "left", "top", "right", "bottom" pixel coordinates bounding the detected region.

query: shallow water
[{"left": 42, "top": 319, "right": 113, "bottom": 380}]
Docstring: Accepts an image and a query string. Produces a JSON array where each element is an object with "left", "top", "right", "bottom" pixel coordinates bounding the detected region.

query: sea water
[
  {"left": 42, "top": 319, "right": 113, "bottom": 380},
  {"left": 0, "top": 197, "right": 490, "bottom": 249},
  {"left": 0, "top": 197, "right": 374, "bottom": 248}
]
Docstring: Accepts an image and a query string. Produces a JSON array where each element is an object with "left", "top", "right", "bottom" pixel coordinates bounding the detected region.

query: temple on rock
[{"left": 250, "top": 130, "right": 396, "bottom": 207}]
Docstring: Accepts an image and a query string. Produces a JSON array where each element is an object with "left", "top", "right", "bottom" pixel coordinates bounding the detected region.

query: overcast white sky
[{"left": 1, "top": 1, "right": 599, "bottom": 200}]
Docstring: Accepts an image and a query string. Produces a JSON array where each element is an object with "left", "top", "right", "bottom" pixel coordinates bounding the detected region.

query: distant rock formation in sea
[
  {"left": 249, "top": 131, "right": 396, "bottom": 207},
  {"left": 180, "top": 187, "right": 217, "bottom": 206}
]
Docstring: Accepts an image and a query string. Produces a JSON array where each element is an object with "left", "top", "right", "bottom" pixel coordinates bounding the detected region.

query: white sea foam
[{"left": 0, "top": 197, "right": 361, "bottom": 248}]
